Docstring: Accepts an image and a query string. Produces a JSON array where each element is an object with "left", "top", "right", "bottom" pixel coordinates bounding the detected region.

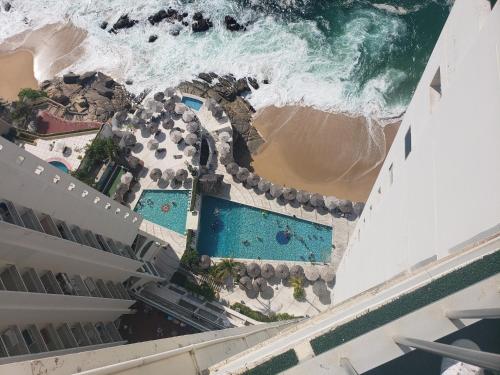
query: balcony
[{"left": 1, "top": 265, "right": 27, "bottom": 292}]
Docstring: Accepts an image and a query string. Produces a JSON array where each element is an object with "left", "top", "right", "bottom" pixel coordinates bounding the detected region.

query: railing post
[
  {"left": 446, "top": 308, "right": 500, "bottom": 320},
  {"left": 394, "top": 336, "right": 500, "bottom": 371}
]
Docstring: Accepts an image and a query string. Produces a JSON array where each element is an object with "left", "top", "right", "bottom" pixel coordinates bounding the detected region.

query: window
[
  {"left": 389, "top": 164, "right": 394, "bottom": 185},
  {"left": 405, "top": 128, "right": 412, "bottom": 159}
]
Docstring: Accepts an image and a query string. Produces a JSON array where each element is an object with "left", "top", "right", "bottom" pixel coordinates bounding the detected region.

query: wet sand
[
  {"left": 0, "top": 50, "right": 38, "bottom": 101},
  {"left": 251, "top": 106, "right": 399, "bottom": 202}
]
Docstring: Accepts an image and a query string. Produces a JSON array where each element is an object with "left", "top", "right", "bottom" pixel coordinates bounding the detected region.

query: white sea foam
[{"left": 0, "top": 0, "right": 414, "bottom": 118}]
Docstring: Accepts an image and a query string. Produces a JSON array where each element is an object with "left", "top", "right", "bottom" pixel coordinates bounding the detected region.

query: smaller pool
[
  {"left": 182, "top": 96, "right": 203, "bottom": 111},
  {"left": 134, "top": 190, "right": 190, "bottom": 234},
  {"left": 49, "top": 161, "right": 69, "bottom": 173}
]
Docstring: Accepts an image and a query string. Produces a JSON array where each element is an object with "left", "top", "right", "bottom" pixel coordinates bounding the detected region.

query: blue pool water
[
  {"left": 49, "top": 161, "right": 69, "bottom": 173},
  {"left": 181, "top": 96, "right": 203, "bottom": 111},
  {"left": 134, "top": 190, "right": 190, "bottom": 234},
  {"left": 197, "top": 196, "right": 333, "bottom": 262}
]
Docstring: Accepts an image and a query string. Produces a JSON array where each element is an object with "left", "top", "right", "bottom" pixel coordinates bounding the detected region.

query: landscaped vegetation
[
  {"left": 231, "top": 302, "right": 297, "bottom": 323},
  {"left": 18, "top": 88, "right": 47, "bottom": 101},
  {"left": 290, "top": 277, "right": 305, "bottom": 300},
  {"left": 72, "top": 137, "right": 119, "bottom": 185},
  {"left": 170, "top": 271, "right": 216, "bottom": 301}
]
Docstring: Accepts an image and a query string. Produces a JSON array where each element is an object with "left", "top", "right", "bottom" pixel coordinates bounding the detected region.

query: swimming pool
[
  {"left": 134, "top": 190, "right": 190, "bottom": 234},
  {"left": 181, "top": 96, "right": 203, "bottom": 111},
  {"left": 197, "top": 196, "right": 333, "bottom": 262},
  {"left": 49, "top": 160, "right": 69, "bottom": 173}
]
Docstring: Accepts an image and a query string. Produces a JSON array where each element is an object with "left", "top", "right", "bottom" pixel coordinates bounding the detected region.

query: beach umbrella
[
  {"left": 182, "top": 111, "right": 196, "bottom": 123},
  {"left": 283, "top": 187, "right": 297, "bottom": 201},
  {"left": 320, "top": 266, "right": 335, "bottom": 283},
  {"left": 239, "top": 276, "right": 252, "bottom": 290},
  {"left": 312, "top": 280, "right": 329, "bottom": 297},
  {"left": 171, "top": 94, "right": 181, "bottom": 103},
  {"left": 206, "top": 98, "right": 216, "bottom": 111},
  {"left": 164, "top": 99, "right": 176, "bottom": 113},
  {"left": 162, "top": 118, "right": 174, "bottom": 130},
  {"left": 270, "top": 184, "right": 283, "bottom": 199},
  {"left": 184, "top": 133, "right": 198, "bottom": 146},
  {"left": 219, "top": 154, "right": 233, "bottom": 166},
  {"left": 236, "top": 167, "right": 250, "bottom": 182},
  {"left": 226, "top": 162, "right": 239, "bottom": 175},
  {"left": 246, "top": 173, "right": 260, "bottom": 187},
  {"left": 296, "top": 190, "right": 310, "bottom": 204},
  {"left": 184, "top": 145, "right": 197, "bottom": 157},
  {"left": 261, "top": 263, "right": 275, "bottom": 279},
  {"left": 186, "top": 121, "right": 199, "bottom": 133},
  {"left": 212, "top": 105, "right": 224, "bottom": 119},
  {"left": 246, "top": 262, "right": 261, "bottom": 278},
  {"left": 257, "top": 179, "right": 271, "bottom": 193},
  {"left": 275, "top": 264, "right": 289, "bottom": 280},
  {"left": 120, "top": 172, "right": 133, "bottom": 185},
  {"left": 154, "top": 91, "right": 165, "bottom": 102},
  {"left": 218, "top": 131, "right": 231, "bottom": 142},
  {"left": 127, "top": 155, "right": 142, "bottom": 169},
  {"left": 175, "top": 169, "right": 188, "bottom": 181},
  {"left": 54, "top": 140, "right": 66, "bottom": 153},
  {"left": 169, "top": 130, "right": 183, "bottom": 144},
  {"left": 235, "top": 264, "right": 247, "bottom": 277},
  {"left": 163, "top": 168, "right": 175, "bottom": 180},
  {"left": 147, "top": 139, "right": 159, "bottom": 150},
  {"left": 310, "top": 193, "right": 325, "bottom": 208},
  {"left": 174, "top": 103, "right": 187, "bottom": 115},
  {"left": 122, "top": 133, "right": 137, "bottom": 147},
  {"left": 304, "top": 266, "right": 320, "bottom": 282},
  {"left": 149, "top": 168, "right": 162, "bottom": 181},
  {"left": 218, "top": 142, "right": 231, "bottom": 155},
  {"left": 338, "top": 199, "right": 353, "bottom": 214},
  {"left": 324, "top": 196, "right": 339, "bottom": 211},
  {"left": 289, "top": 264, "right": 304, "bottom": 279},
  {"left": 252, "top": 277, "right": 267, "bottom": 291},
  {"left": 164, "top": 87, "right": 176, "bottom": 98},
  {"left": 353, "top": 202, "right": 365, "bottom": 217},
  {"left": 200, "top": 255, "right": 211, "bottom": 269}
]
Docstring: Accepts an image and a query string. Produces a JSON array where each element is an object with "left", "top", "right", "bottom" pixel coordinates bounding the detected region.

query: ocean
[{"left": 0, "top": 0, "right": 451, "bottom": 118}]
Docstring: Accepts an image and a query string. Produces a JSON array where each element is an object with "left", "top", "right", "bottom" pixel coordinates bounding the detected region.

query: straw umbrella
[
  {"left": 163, "top": 168, "right": 175, "bottom": 181},
  {"left": 226, "top": 162, "right": 239, "bottom": 175},
  {"left": 252, "top": 277, "right": 267, "bottom": 291},
  {"left": 246, "top": 173, "right": 260, "bottom": 187},
  {"left": 218, "top": 131, "right": 231, "bottom": 142},
  {"left": 200, "top": 255, "right": 211, "bottom": 269},
  {"left": 246, "top": 262, "right": 261, "bottom": 278},
  {"left": 164, "top": 87, "right": 176, "bottom": 98},
  {"left": 320, "top": 266, "right": 335, "bottom": 283},
  {"left": 261, "top": 263, "right": 275, "bottom": 279},
  {"left": 235, "top": 264, "right": 247, "bottom": 277},
  {"left": 175, "top": 169, "right": 188, "bottom": 181},
  {"left": 236, "top": 167, "right": 250, "bottom": 182},
  {"left": 218, "top": 142, "right": 231, "bottom": 156},
  {"left": 182, "top": 111, "right": 196, "bottom": 123},
  {"left": 296, "top": 190, "right": 310, "bottom": 204},
  {"left": 312, "top": 280, "right": 329, "bottom": 297},
  {"left": 206, "top": 98, "right": 216, "bottom": 111},
  {"left": 184, "top": 133, "right": 198, "bottom": 146},
  {"left": 338, "top": 199, "right": 353, "bottom": 214},
  {"left": 270, "top": 184, "right": 283, "bottom": 199},
  {"left": 282, "top": 187, "right": 297, "bottom": 201},
  {"left": 213, "top": 105, "right": 224, "bottom": 120},
  {"left": 304, "top": 266, "right": 320, "bottom": 282},
  {"left": 353, "top": 202, "right": 365, "bottom": 217},
  {"left": 310, "top": 193, "right": 325, "bottom": 208},
  {"left": 186, "top": 121, "right": 199, "bottom": 133},
  {"left": 257, "top": 179, "right": 271, "bottom": 193},
  {"left": 174, "top": 103, "right": 187, "bottom": 115},
  {"left": 149, "top": 168, "right": 162, "bottom": 181},
  {"left": 219, "top": 154, "right": 233, "bottom": 166},
  {"left": 289, "top": 264, "right": 304, "bottom": 279},
  {"left": 162, "top": 118, "right": 174, "bottom": 130},
  {"left": 275, "top": 264, "right": 289, "bottom": 280},
  {"left": 169, "top": 130, "right": 183, "bottom": 144},
  {"left": 239, "top": 276, "right": 252, "bottom": 290},
  {"left": 324, "top": 196, "right": 339, "bottom": 211},
  {"left": 120, "top": 172, "right": 133, "bottom": 185},
  {"left": 147, "top": 139, "right": 159, "bottom": 150},
  {"left": 184, "top": 145, "right": 196, "bottom": 157}
]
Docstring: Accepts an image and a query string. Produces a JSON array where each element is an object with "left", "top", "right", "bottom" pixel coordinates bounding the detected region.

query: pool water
[
  {"left": 49, "top": 160, "right": 69, "bottom": 173},
  {"left": 181, "top": 96, "right": 203, "bottom": 111},
  {"left": 197, "top": 196, "right": 333, "bottom": 262},
  {"left": 134, "top": 190, "right": 190, "bottom": 234}
]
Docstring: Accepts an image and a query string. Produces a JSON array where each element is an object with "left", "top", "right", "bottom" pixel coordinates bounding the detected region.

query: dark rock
[
  {"left": 170, "top": 28, "right": 180, "bottom": 36},
  {"left": 213, "top": 83, "right": 236, "bottom": 101},
  {"left": 209, "top": 72, "right": 219, "bottom": 79},
  {"left": 95, "top": 83, "right": 114, "bottom": 99},
  {"left": 40, "top": 80, "right": 52, "bottom": 90},
  {"left": 148, "top": 9, "right": 168, "bottom": 25},
  {"left": 198, "top": 73, "right": 213, "bottom": 83},
  {"left": 153, "top": 92, "right": 165, "bottom": 102},
  {"left": 80, "top": 71, "right": 97, "bottom": 85},
  {"left": 53, "top": 94, "right": 70, "bottom": 106},
  {"left": 181, "top": 12, "right": 188, "bottom": 18},
  {"left": 176, "top": 14, "right": 183, "bottom": 21},
  {"left": 62, "top": 73, "right": 80, "bottom": 84},
  {"left": 247, "top": 77, "right": 259, "bottom": 90},
  {"left": 4, "top": 2, "right": 11, "bottom": 12},
  {"left": 263, "top": 79, "right": 269, "bottom": 84},
  {"left": 148, "top": 35, "right": 158, "bottom": 43},
  {"left": 100, "top": 21, "right": 108, "bottom": 30},
  {"left": 182, "top": 21, "right": 189, "bottom": 27},
  {"left": 192, "top": 18, "right": 213, "bottom": 33},
  {"left": 235, "top": 78, "right": 250, "bottom": 95},
  {"left": 193, "top": 12, "right": 203, "bottom": 21},
  {"left": 224, "top": 15, "right": 245, "bottom": 32},
  {"left": 125, "top": 79, "right": 133, "bottom": 85},
  {"left": 166, "top": 8, "right": 177, "bottom": 17},
  {"left": 112, "top": 14, "right": 138, "bottom": 31},
  {"left": 104, "top": 78, "right": 115, "bottom": 88}
]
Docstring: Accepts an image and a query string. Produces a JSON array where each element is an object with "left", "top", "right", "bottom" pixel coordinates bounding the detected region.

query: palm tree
[
  {"left": 214, "top": 258, "right": 239, "bottom": 285},
  {"left": 290, "top": 277, "right": 305, "bottom": 300}
]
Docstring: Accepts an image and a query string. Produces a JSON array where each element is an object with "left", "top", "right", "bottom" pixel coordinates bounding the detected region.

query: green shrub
[
  {"left": 293, "top": 287, "right": 305, "bottom": 300},
  {"left": 18, "top": 88, "right": 47, "bottom": 101},
  {"left": 185, "top": 281, "right": 216, "bottom": 300},
  {"left": 231, "top": 303, "right": 298, "bottom": 323},
  {"left": 180, "top": 246, "right": 200, "bottom": 271},
  {"left": 86, "top": 138, "right": 119, "bottom": 163}
]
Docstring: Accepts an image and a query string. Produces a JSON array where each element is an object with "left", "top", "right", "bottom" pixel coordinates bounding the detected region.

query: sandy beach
[
  {"left": 0, "top": 50, "right": 38, "bottom": 101},
  {"left": 251, "top": 106, "right": 399, "bottom": 202}
]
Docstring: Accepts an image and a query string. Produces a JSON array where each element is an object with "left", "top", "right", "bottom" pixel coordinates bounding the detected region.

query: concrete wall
[
  {"left": 334, "top": 0, "right": 500, "bottom": 302},
  {"left": 0, "top": 137, "right": 142, "bottom": 245}
]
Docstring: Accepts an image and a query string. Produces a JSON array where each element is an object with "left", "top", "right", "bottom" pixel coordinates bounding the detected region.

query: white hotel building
[{"left": 0, "top": 0, "right": 499, "bottom": 373}]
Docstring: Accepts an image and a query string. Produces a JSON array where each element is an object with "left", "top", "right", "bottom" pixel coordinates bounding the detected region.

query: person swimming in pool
[
  {"left": 171, "top": 201, "right": 177, "bottom": 207},
  {"left": 146, "top": 198, "right": 154, "bottom": 207},
  {"left": 213, "top": 208, "right": 220, "bottom": 216},
  {"left": 242, "top": 240, "right": 250, "bottom": 246}
]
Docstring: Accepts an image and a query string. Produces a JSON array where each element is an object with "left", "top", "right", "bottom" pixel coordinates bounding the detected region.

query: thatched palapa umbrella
[
  {"left": 283, "top": 187, "right": 297, "bottom": 201},
  {"left": 275, "top": 264, "right": 289, "bottom": 280},
  {"left": 296, "top": 190, "right": 310, "bottom": 204},
  {"left": 218, "top": 131, "right": 231, "bottom": 142},
  {"left": 120, "top": 172, "right": 133, "bottom": 185},
  {"left": 182, "top": 111, "right": 196, "bottom": 123},
  {"left": 312, "top": 280, "right": 329, "bottom": 297},
  {"left": 257, "top": 179, "right": 271, "bottom": 193},
  {"left": 246, "top": 173, "right": 260, "bottom": 187},
  {"left": 324, "top": 196, "right": 339, "bottom": 211},
  {"left": 289, "top": 264, "right": 304, "bottom": 279},
  {"left": 304, "top": 266, "right": 320, "bottom": 282},
  {"left": 353, "top": 202, "right": 365, "bottom": 217},
  {"left": 184, "top": 133, "right": 198, "bottom": 146},
  {"left": 236, "top": 167, "right": 250, "bottom": 182},
  {"left": 338, "top": 199, "right": 353, "bottom": 214},
  {"left": 147, "top": 139, "right": 159, "bottom": 150},
  {"left": 162, "top": 118, "right": 174, "bottom": 130},
  {"left": 219, "top": 154, "right": 233, "bottom": 166},
  {"left": 226, "top": 162, "right": 239, "bottom": 175},
  {"left": 320, "top": 266, "right": 335, "bottom": 283},
  {"left": 175, "top": 169, "right": 188, "bottom": 181},
  {"left": 163, "top": 168, "right": 175, "bottom": 181},
  {"left": 246, "top": 262, "right": 261, "bottom": 278},
  {"left": 200, "top": 255, "right": 211, "bottom": 269},
  {"left": 218, "top": 142, "right": 231, "bottom": 156},
  {"left": 164, "top": 87, "right": 176, "bottom": 98},
  {"left": 270, "top": 184, "right": 283, "bottom": 199},
  {"left": 170, "top": 130, "right": 183, "bottom": 144},
  {"left": 235, "top": 264, "right": 247, "bottom": 277},
  {"left": 186, "top": 121, "right": 199, "bottom": 133},
  {"left": 149, "top": 168, "right": 162, "bottom": 181},
  {"left": 252, "top": 277, "right": 267, "bottom": 291},
  {"left": 261, "top": 263, "right": 275, "bottom": 279},
  {"left": 184, "top": 145, "right": 196, "bottom": 157},
  {"left": 310, "top": 193, "right": 325, "bottom": 208},
  {"left": 174, "top": 103, "right": 187, "bottom": 115},
  {"left": 239, "top": 276, "right": 252, "bottom": 290}
]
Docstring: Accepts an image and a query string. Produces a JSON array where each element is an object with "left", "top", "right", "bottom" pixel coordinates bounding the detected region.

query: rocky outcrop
[
  {"left": 148, "top": 35, "right": 158, "bottom": 43},
  {"left": 3, "top": 2, "right": 11, "bottom": 12},
  {"left": 192, "top": 12, "right": 213, "bottom": 33},
  {"left": 41, "top": 72, "right": 132, "bottom": 122},
  {"left": 111, "top": 14, "right": 138, "bottom": 33},
  {"left": 148, "top": 8, "right": 181, "bottom": 25},
  {"left": 100, "top": 21, "right": 108, "bottom": 30},
  {"left": 224, "top": 16, "right": 245, "bottom": 31}
]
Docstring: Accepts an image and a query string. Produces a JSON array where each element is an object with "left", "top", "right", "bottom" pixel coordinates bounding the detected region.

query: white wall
[{"left": 334, "top": 0, "right": 500, "bottom": 302}]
